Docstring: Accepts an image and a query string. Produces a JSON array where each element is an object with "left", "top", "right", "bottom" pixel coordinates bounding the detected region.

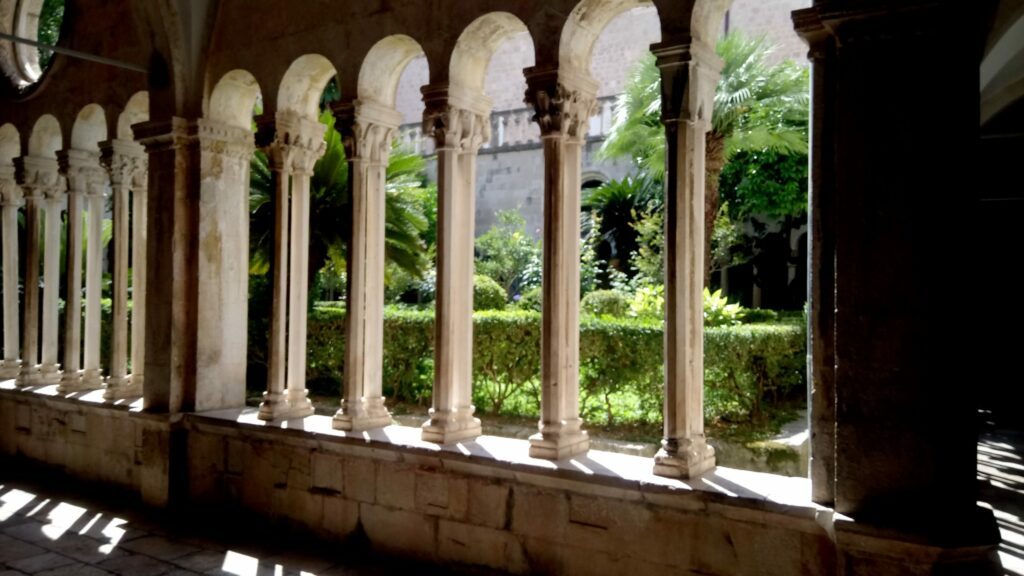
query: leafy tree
[
  {"left": 474, "top": 210, "right": 541, "bottom": 299},
  {"left": 37, "top": 0, "right": 64, "bottom": 68},
  {"left": 581, "top": 173, "right": 661, "bottom": 284},
  {"left": 601, "top": 33, "right": 809, "bottom": 280},
  {"left": 249, "top": 111, "right": 433, "bottom": 291}
]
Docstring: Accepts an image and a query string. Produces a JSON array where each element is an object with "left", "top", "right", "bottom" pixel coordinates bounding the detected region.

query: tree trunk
[{"left": 705, "top": 131, "right": 727, "bottom": 287}]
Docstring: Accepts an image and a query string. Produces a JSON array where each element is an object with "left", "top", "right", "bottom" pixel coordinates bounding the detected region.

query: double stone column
[
  {"left": 419, "top": 86, "right": 490, "bottom": 444},
  {"left": 523, "top": 68, "right": 597, "bottom": 459},
  {"left": 59, "top": 151, "right": 110, "bottom": 392},
  {"left": 101, "top": 140, "right": 147, "bottom": 399},
  {"left": 15, "top": 156, "right": 65, "bottom": 386},
  {"left": 0, "top": 166, "right": 23, "bottom": 379},
  {"left": 258, "top": 111, "right": 325, "bottom": 421},
  {"left": 332, "top": 101, "right": 400, "bottom": 432}
]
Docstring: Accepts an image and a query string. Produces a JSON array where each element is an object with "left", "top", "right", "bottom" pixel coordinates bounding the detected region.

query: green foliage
[
  {"left": 297, "top": 305, "right": 805, "bottom": 426},
  {"left": 474, "top": 211, "right": 541, "bottom": 299},
  {"left": 516, "top": 286, "right": 542, "bottom": 312},
  {"left": 37, "top": 0, "right": 64, "bottom": 70},
  {"left": 629, "top": 284, "right": 664, "bottom": 319},
  {"left": 719, "top": 150, "right": 808, "bottom": 221},
  {"left": 473, "top": 275, "right": 507, "bottom": 311},
  {"left": 581, "top": 290, "right": 630, "bottom": 318},
  {"left": 740, "top": 308, "right": 779, "bottom": 324},
  {"left": 704, "top": 287, "right": 744, "bottom": 327},
  {"left": 583, "top": 174, "right": 662, "bottom": 283},
  {"left": 630, "top": 209, "right": 664, "bottom": 284},
  {"left": 249, "top": 111, "right": 432, "bottom": 286}
]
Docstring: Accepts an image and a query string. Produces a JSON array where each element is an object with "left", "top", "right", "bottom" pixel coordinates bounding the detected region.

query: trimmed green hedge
[{"left": 300, "top": 306, "right": 805, "bottom": 426}]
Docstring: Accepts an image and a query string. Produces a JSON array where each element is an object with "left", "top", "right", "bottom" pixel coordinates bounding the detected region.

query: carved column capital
[
  {"left": 197, "top": 120, "right": 256, "bottom": 162},
  {"left": 15, "top": 156, "right": 65, "bottom": 201},
  {"left": 60, "top": 150, "right": 110, "bottom": 199},
  {"left": 133, "top": 117, "right": 198, "bottom": 154},
  {"left": 338, "top": 100, "right": 401, "bottom": 165},
  {"left": 651, "top": 41, "right": 720, "bottom": 131},
  {"left": 266, "top": 111, "right": 326, "bottom": 176},
  {"left": 0, "top": 166, "right": 23, "bottom": 208},
  {"left": 100, "top": 139, "right": 148, "bottom": 188},
  {"left": 422, "top": 85, "right": 492, "bottom": 153},
  {"left": 524, "top": 67, "right": 598, "bottom": 141}
]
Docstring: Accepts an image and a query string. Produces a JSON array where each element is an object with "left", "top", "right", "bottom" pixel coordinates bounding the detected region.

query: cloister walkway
[{"left": 0, "top": 417, "right": 1018, "bottom": 576}]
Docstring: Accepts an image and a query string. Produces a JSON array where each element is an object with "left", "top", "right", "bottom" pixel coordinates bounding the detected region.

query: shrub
[
  {"left": 298, "top": 305, "right": 805, "bottom": 426},
  {"left": 473, "top": 275, "right": 508, "bottom": 311},
  {"left": 703, "top": 288, "right": 744, "bottom": 327},
  {"left": 516, "top": 286, "right": 542, "bottom": 312},
  {"left": 629, "top": 284, "right": 664, "bottom": 319},
  {"left": 475, "top": 211, "right": 541, "bottom": 297},
  {"left": 581, "top": 290, "right": 630, "bottom": 317},
  {"left": 740, "top": 308, "right": 779, "bottom": 324}
]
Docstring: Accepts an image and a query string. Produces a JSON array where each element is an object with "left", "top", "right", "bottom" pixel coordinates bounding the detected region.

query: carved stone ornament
[
  {"left": 524, "top": 78, "right": 597, "bottom": 140},
  {"left": 423, "top": 103, "right": 491, "bottom": 153},
  {"left": 268, "top": 110, "right": 327, "bottom": 176},
  {"left": 15, "top": 156, "right": 65, "bottom": 200}
]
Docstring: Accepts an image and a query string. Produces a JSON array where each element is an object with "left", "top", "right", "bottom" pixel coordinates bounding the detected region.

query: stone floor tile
[
  {"left": 96, "top": 553, "right": 174, "bottom": 576},
  {"left": 0, "top": 534, "right": 45, "bottom": 564},
  {"left": 6, "top": 552, "right": 76, "bottom": 574},
  {"left": 170, "top": 550, "right": 228, "bottom": 573},
  {"left": 44, "top": 534, "right": 128, "bottom": 565},
  {"left": 0, "top": 570, "right": 30, "bottom": 576},
  {"left": 35, "top": 564, "right": 112, "bottom": 576},
  {"left": 119, "top": 535, "right": 200, "bottom": 561}
]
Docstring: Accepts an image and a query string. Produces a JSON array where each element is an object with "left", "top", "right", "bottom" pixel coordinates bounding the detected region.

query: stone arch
[
  {"left": 559, "top": 0, "right": 659, "bottom": 75},
  {"left": 689, "top": 0, "right": 732, "bottom": 45},
  {"left": 450, "top": 13, "right": 532, "bottom": 98},
  {"left": 358, "top": 35, "right": 425, "bottom": 108},
  {"left": 0, "top": 123, "right": 19, "bottom": 165},
  {"left": 982, "top": 10, "right": 1024, "bottom": 124},
  {"left": 70, "top": 104, "right": 107, "bottom": 152},
  {"left": 208, "top": 70, "right": 261, "bottom": 130},
  {"left": 12, "top": 0, "right": 44, "bottom": 85},
  {"left": 277, "top": 55, "right": 336, "bottom": 118},
  {"left": 117, "top": 92, "right": 150, "bottom": 140},
  {"left": 28, "top": 114, "right": 60, "bottom": 158}
]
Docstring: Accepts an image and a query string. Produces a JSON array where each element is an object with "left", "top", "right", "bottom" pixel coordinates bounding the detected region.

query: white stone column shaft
[
  {"left": 17, "top": 181, "right": 41, "bottom": 385},
  {"left": 40, "top": 188, "right": 65, "bottom": 385},
  {"left": 59, "top": 155, "right": 85, "bottom": 390},
  {"left": 259, "top": 112, "right": 322, "bottom": 421},
  {"left": 259, "top": 147, "right": 291, "bottom": 418},
  {"left": 0, "top": 171, "right": 22, "bottom": 379},
  {"left": 333, "top": 102, "right": 398, "bottom": 431},
  {"left": 102, "top": 140, "right": 145, "bottom": 398},
  {"left": 525, "top": 69, "right": 596, "bottom": 460},
  {"left": 81, "top": 172, "right": 109, "bottom": 388},
  {"left": 652, "top": 43, "right": 720, "bottom": 479},
  {"left": 130, "top": 166, "right": 147, "bottom": 391},
  {"left": 421, "top": 88, "right": 488, "bottom": 444}
]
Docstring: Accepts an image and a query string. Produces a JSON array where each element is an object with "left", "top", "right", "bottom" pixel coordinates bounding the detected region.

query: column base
[
  {"left": 256, "top": 389, "right": 311, "bottom": 422},
  {"left": 421, "top": 406, "right": 482, "bottom": 444},
  {"left": 285, "top": 388, "right": 315, "bottom": 418},
  {"left": 332, "top": 397, "right": 393, "bottom": 431},
  {"left": 38, "top": 363, "right": 62, "bottom": 386},
  {"left": 529, "top": 420, "right": 590, "bottom": 460},
  {"left": 0, "top": 359, "right": 21, "bottom": 380},
  {"left": 103, "top": 376, "right": 141, "bottom": 400},
  {"left": 653, "top": 439, "right": 716, "bottom": 479},
  {"left": 16, "top": 364, "right": 41, "bottom": 387},
  {"left": 79, "top": 368, "right": 105, "bottom": 389}
]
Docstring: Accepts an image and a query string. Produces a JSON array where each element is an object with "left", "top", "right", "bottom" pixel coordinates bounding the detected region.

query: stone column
[
  {"left": 651, "top": 42, "right": 720, "bottom": 479},
  {"left": 794, "top": 13, "right": 836, "bottom": 505},
  {"left": 791, "top": 4, "right": 999, "bottom": 569},
  {"left": 524, "top": 68, "right": 596, "bottom": 460},
  {"left": 56, "top": 152, "right": 86, "bottom": 391},
  {"left": 332, "top": 101, "right": 399, "bottom": 431},
  {"left": 196, "top": 121, "right": 255, "bottom": 411},
  {"left": 14, "top": 159, "right": 43, "bottom": 386},
  {"left": 101, "top": 140, "right": 146, "bottom": 399},
  {"left": 257, "top": 112, "right": 324, "bottom": 421},
  {"left": 81, "top": 156, "right": 110, "bottom": 390},
  {"left": 39, "top": 164, "right": 66, "bottom": 386},
  {"left": 420, "top": 86, "right": 490, "bottom": 444},
  {"left": 133, "top": 118, "right": 200, "bottom": 413},
  {"left": 0, "top": 167, "right": 22, "bottom": 380},
  {"left": 130, "top": 152, "right": 148, "bottom": 392}
]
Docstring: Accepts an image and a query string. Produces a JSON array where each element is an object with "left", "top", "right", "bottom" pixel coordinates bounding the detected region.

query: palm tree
[
  {"left": 601, "top": 32, "right": 809, "bottom": 280},
  {"left": 249, "top": 111, "right": 432, "bottom": 292},
  {"left": 581, "top": 173, "right": 661, "bottom": 282}
]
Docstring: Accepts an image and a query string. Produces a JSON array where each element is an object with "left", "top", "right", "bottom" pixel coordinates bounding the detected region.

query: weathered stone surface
[{"left": 359, "top": 503, "right": 436, "bottom": 559}]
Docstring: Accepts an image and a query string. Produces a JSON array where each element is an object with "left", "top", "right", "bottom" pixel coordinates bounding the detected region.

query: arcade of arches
[{"left": 0, "top": 1, "right": 1015, "bottom": 574}]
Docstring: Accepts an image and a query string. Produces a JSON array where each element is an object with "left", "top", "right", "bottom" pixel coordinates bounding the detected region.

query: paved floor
[
  {"left": 0, "top": 417, "right": 1020, "bottom": 576},
  {"left": 978, "top": 412, "right": 1024, "bottom": 576},
  {"left": 0, "top": 476, "right": 489, "bottom": 576}
]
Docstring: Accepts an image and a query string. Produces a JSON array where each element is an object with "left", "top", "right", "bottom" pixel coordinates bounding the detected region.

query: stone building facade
[
  {"left": 0, "top": 1, "right": 1014, "bottom": 574},
  {"left": 395, "top": 0, "right": 812, "bottom": 236}
]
